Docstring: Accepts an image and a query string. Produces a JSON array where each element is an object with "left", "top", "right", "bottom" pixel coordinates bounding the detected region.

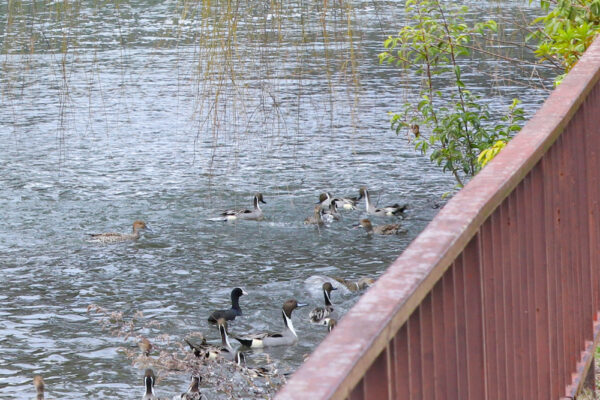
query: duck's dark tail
[
  {"left": 233, "top": 337, "right": 253, "bottom": 347},
  {"left": 392, "top": 204, "right": 408, "bottom": 215}
]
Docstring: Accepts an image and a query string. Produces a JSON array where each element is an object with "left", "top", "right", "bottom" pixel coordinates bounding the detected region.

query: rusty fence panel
[{"left": 276, "top": 37, "right": 600, "bottom": 400}]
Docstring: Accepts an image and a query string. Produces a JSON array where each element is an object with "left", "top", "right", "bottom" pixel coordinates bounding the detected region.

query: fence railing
[{"left": 276, "top": 37, "right": 600, "bottom": 400}]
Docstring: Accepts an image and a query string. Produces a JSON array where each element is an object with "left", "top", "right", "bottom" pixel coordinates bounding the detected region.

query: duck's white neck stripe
[
  {"left": 364, "top": 190, "right": 372, "bottom": 211},
  {"left": 283, "top": 311, "right": 297, "bottom": 337}
]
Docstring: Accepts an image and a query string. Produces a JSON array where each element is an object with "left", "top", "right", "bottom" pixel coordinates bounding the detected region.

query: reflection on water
[{"left": 0, "top": 1, "right": 553, "bottom": 398}]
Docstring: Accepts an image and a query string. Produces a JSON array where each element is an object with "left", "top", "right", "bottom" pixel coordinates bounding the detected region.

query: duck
[
  {"left": 234, "top": 350, "right": 279, "bottom": 377},
  {"left": 33, "top": 375, "right": 45, "bottom": 400},
  {"left": 187, "top": 318, "right": 235, "bottom": 361},
  {"left": 208, "top": 287, "right": 248, "bottom": 323},
  {"left": 219, "top": 193, "right": 266, "bottom": 221},
  {"left": 233, "top": 299, "right": 307, "bottom": 348},
  {"left": 214, "top": 318, "right": 235, "bottom": 361},
  {"left": 331, "top": 276, "right": 375, "bottom": 292},
  {"left": 309, "top": 282, "right": 336, "bottom": 324},
  {"left": 304, "top": 205, "right": 325, "bottom": 226},
  {"left": 323, "top": 317, "right": 337, "bottom": 332},
  {"left": 172, "top": 376, "right": 204, "bottom": 400},
  {"left": 317, "top": 192, "right": 357, "bottom": 210},
  {"left": 358, "top": 187, "right": 407, "bottom": 217},
  {"left": 359, "top": 218, "right": 401, "bottom": 235},
  {"left": 87, "top": 220, "right": 151, "bottom": 243},
  {"left": 142, "top": 369, "right": 160, "bottom": 400}
]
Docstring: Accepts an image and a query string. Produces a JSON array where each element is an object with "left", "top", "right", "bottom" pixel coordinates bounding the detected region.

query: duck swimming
[
  {"left": 234, "top": 350, "right": 279, "bottom": 377},
  {"left": 309, "top": 282, "right": 336, "bottom": 324},
  {"left": 142, "top": 369, "right": 162, "bottom": 400},
  {"left": 359, "top": 218, "right": 401, "bottom": 235},
  {"left": 233, "top": 299, "right": 307, "bottom": 348},
  {"left": 317, "top": 192, "right": 357, "bottom": 210},
  {"left": 304, "top": 205, "right": 325, "bottom": 226},
  {"left": 33, "top": 375, "right": 45, "bottom": 400},
  {"left": 218, "top": 193, "right": 266, "bottom": 221},
  {"left": 358, "top": 187, "right": 407, "bottom": 217},
  {"left": 173, "top": 376, "right": 204, "bottom": 400},
  {"left": 87, "top": 220, "right": 151, "bottom": 243},
  {"left": 208, "top": 287, "right": 248, "bottom": 323}
]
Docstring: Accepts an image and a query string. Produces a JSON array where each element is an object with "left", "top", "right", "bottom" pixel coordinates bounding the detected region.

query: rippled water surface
[{"left": 0, "top": 1, "right": 553, "bottom": 398}]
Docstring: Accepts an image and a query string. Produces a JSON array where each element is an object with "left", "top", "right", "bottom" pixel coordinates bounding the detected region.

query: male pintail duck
[
  {"left": 142, "top": 369, "right": 163, "bottom": 400},
  {"left": 332, "top": 276, "right": 375, "bottom": 292},
  {"left": 173, "top": 376, "right": 204, "bottom": 400},
  {"left": 208, "top": 287, "right": 248, "bottom": 323},
  {"left": 88, "top": 220, "right": 151, "bottom": 243},
  {"left": 138, "top": 337, "right": 153, "bottom": 356},
  {"left": 219, "top": 193, "right": 266, "bottom": 221},
  {"left": 33, "top": 375, "right": 45, "bottom": 400},
  {"left": 214, "top": 318, "right": 235, "bottom": 361},
  {"left": 309, "top": 282, "right": 336, "bottom": 324},
  {"left": 304, "top": 205, "right": 325, "bottom": 226},
  {"left": 358, "top": 187, "right": 407, "bottom": 217},
  {"left": 233, "top": 299, "right": 307, "bottom": 348},
  {"left": 317, "top": 192, "right": 357, "bottom": 210},
  {"left": 234, "top": 350, "right": 280, "bottom": 377},
  {"left": 359, "top": 218, "right": 401, "bottom": 235}
]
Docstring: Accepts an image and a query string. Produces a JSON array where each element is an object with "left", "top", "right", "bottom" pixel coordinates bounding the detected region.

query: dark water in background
[{"left": 0, "top": 1, "right": 553, "bottom": 398}]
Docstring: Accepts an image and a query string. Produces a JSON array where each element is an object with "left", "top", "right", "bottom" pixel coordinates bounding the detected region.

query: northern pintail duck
[
  {"left": 142, "top": 369, "right": 166, "bottom": 400},
  {"left": 332, "top": 276, "right": 375, "bottom": 292},
  {"left": 309, "top": 282, "right": 336, "bottom": 324},
  {"left": 358, "top": 187, "right": 407, "bottom": 217},
  {"left": 173, "top": 376, "right": 204, "bottom": 400},
  {"left": 33, "top": 375, "right": 45, "bottom": 400},
  {"left": 304, "top": 205, "right": 325, "bottom": 226},
  {"left": 219, "top": 193, "right": 266, "bottom": 221},
  {"left": 359, "top": 218, "right": 401, "bottom": 235},
  {"left": 317, "top": 192, "right": 357, "bottom": 210},
  {"left": 233, "top": 299, "right": 307, "bottom": 348},
  {"left": 208, "top": 287, "right": 248, "bottom": 323},
  {"left": 234, "top": 350, "right": 279, "bottom": 377},
  {"left": 88, "top": 220, "right": 151, "bottom": 243},
  {"left": 187, "top": 318, "right": 235, "bottom": 361}
]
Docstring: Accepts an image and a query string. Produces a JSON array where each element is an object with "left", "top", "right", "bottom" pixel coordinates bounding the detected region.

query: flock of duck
[
  {"left": 86, "top": 187, "right": 408, "bottom": 245},
  {"left": 54, "top": 187, "right": 405, "bottom": 398}
]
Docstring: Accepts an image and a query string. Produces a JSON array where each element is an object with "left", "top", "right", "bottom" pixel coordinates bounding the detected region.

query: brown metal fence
[{"left": 276, "top": 37, "right": 600, "bottom": 400}]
